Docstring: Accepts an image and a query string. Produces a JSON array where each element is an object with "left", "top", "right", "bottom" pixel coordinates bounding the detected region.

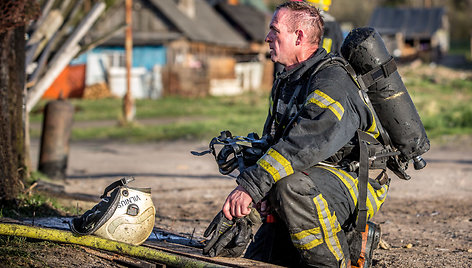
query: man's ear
[{"left": 295, "top": 30, "right": 304, "bottom": 46}]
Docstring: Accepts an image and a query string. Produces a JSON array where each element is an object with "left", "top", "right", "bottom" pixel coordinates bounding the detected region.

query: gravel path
[{"left": 30, "top": 138, "right": 472, "bottom": 267}]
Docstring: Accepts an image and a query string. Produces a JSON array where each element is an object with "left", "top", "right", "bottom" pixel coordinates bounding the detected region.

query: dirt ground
[{"left": 22, "top": 134, "right": 472, "bottom": 267}]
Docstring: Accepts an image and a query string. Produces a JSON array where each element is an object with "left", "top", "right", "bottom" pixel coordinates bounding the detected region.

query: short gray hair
[{"left": 275, "top": 1, "right": 324, "bottom": 45}]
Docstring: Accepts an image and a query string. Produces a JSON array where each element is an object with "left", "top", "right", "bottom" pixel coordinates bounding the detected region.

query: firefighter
[{"left": 204, "top": 2, "right": 386, "bottom": 267}]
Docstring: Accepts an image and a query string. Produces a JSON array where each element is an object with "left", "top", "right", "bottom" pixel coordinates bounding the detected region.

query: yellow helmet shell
[
  {"left": 94, "top": 187, "right": 155, "bottom": 246},
  {"left": 306, "top": 0, "right": 332, "bottom": 11}
]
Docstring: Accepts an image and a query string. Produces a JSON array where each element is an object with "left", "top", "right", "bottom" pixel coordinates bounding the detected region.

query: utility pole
[{"left": 123, "top": 0, "right": 135, "bottom": 123}]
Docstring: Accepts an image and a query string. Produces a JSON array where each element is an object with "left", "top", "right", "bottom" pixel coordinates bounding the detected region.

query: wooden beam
[{"left": 26, "top": 2, "right": 106, "bottom": 112}]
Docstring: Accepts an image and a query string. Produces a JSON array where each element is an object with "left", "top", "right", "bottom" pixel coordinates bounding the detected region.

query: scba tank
[{"left": 341, "top": 27, "right": 430, "bottom": 164}]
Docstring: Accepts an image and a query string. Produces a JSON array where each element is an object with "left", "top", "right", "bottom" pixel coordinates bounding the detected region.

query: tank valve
[{"left": 413, "top": 156, "right": 427, "bottom": 170}]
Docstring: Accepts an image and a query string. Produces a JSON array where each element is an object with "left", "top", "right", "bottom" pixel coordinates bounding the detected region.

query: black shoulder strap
[
  {"left": 265, "top": 78, "right": 282, "bottom": 137},
  {"left": 328, "top": 57, "right": 395, "bottom": 148},
  {"left": 356, "top": 130, "right": 370, "bottom": 232},
  {"left": 360, "top": 57, "right": 397, "bottom": 89},
  {"left": 275, "top": 56, "right": 343, "bottom": 140},
  {"left": 273, "top": 84, "right": 303, "bottom": 142}
]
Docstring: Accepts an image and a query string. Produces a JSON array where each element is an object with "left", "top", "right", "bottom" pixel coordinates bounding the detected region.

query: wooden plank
[
  {"left": 208, "top": 57, "right": 236, "bottom": 79},
  {"left": 27, "top": 2, "right": 106, "bottom": 111},
  {"left": 143, "top": 241, "right": 283, "bottom": 268}
]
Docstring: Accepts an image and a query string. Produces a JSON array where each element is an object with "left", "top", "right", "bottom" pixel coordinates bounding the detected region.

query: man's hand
[{"left": 222, "top": 185, "right": 252, "bottom": 220}]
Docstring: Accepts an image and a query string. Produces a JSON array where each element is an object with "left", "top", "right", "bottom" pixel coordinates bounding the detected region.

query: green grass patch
[
  {"left": 0, "top": 171, "right": 77, "bottom": 218},
  {"left": 0, "top": 235, "right": 79, "bottom": 267},
  {"left": 0, "top": 192, "right": 69, "bottom": 218},
  {"left": 30, "top": 94, "right": 269, "bottom": 122},
  {"left": 71, "top": 112, "right": 266, "bottom": 142},
  {"left": 29, "top": 69, "right": 472, "bottom": 143},
  {"left": 0, "top": 236, "right": 44, "bottom": 267},
  {"left": 31, "top": 93, "right": 269, "bottom": 142},
  {"left": 450, "top": 40, "right": 471, "bottom": 60},
  {"left": 402, "top": 67, "right": 472, "bottom": 139}
]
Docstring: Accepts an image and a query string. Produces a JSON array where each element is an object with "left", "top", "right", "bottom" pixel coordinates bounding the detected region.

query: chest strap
[{"left": 356, "top": 130, "right": 371, "bottom": 232}]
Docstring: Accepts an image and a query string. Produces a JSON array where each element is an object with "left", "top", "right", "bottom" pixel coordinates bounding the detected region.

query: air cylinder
[
  {"left": 38, "top": 100, "right": 74, "bottom": 180},
  {"left": 341, "top": 27, "right": 430, "bottom": 161}
]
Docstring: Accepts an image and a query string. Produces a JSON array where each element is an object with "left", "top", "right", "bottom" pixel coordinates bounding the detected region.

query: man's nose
[{"left": 265, "top": 32, "right": 271, "bottom": 43}]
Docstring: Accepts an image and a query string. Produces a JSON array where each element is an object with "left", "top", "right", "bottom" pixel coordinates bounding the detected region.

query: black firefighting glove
[{"left": 203, "top": 209, "right": 261, "bottom": 257}]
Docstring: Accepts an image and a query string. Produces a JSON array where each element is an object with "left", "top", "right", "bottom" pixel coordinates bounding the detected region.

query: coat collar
[{"left": 276, "top": 48, "right": 328, "bottom": 83}]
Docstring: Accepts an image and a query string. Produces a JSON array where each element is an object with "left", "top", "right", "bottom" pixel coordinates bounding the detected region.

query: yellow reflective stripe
[
  {"left": 365, "top": 193, "right": 376, "bottom": 220},
  {"left": 257, "top": 148, "right": 294, "bottom": 183},
  {"left": 315, "top": 90, "right": 344, "bottom": 117},
  {"left": 319, "top": 166, "right": 358, "bottom": 205},
  {"left": 368, "top": 183, "right": 381, "bottom": 211},
  {"left": 322, "top": 37, "right": 333, "bottom": 53},
  {"left": 258, "top": 159, "right": 280, "bottom": 182},
  {"left": 376, "top": 184, "right": 389, "bottom": 202},
  {"left": 367, "top": 183, "right": 389, "bottom": 214},
  {"left": 364, "top": 184, "right": 389, "bottom": 220},
  {"left": 321, "top": 166, "right": 389, "bottom": 222},
  {"left": 290, "top": 227, "right": 323, "bottom": 250},
  {"left": 313, "top": 194, "right": 344, "bottom": 261},
  {"left": 352, "top": 75, "right": 361, "bottom": 89},
  {"left": 306, "top": 90, "right": 344, "bottom": 121},
  {"left": 366, "top": 105, "right": 380, "bottom": 138},
  {"left": 267, "top": 149, "right": 293, "bottom": 176}
]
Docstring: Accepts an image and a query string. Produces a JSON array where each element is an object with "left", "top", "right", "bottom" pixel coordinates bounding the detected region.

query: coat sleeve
[{"left": 237, "top": 70, "right": 363, "bottom": 203}]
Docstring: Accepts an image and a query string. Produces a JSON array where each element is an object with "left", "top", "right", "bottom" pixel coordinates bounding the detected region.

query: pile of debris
[{"left": 82, "top": 82, "right": 114, "bottom": 99}]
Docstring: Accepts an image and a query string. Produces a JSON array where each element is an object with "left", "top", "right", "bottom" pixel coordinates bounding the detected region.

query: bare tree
[{"left": 0, "top": 0, "right": 36, "bottom": 202}]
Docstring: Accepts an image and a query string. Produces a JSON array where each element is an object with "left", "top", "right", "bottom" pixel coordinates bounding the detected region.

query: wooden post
[
  {"left": 38, "top": 100, "right": 74, "bottom": 180},
  {"left": 424, "top": 0, "right": 431, "bottom": 8},
  {"left": 123, "top": 0, "right": 135, "bottom": 123}
]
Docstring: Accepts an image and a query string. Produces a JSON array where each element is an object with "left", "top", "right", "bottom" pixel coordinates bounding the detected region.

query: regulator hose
[{"left": 0, "top": 223, "right": 226, "bottom": 268}]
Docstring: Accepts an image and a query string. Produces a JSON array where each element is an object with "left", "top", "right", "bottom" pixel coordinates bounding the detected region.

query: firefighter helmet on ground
[{"left": 70, "top": 177, "right": 155, "bottom": 246}]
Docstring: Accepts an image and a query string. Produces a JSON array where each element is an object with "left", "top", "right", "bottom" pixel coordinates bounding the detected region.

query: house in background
[
  {"left": 369, "top": 7, "right": 449, "bottom": 62},
  {"left": 210, "top": 0, "right": 272, "bottom": 95},
  {"left": 45, "top": 0, "right": 271, "bottom": 100}
]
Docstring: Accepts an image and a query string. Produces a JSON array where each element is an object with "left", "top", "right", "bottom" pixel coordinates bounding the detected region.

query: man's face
[{"left": 265, "top": 8, "right": 298, "bottom": 67}]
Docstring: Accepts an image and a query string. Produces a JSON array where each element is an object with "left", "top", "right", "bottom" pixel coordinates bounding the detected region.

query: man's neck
[{"left": 285, "top": 47, "right": 319, "bottom": 70}]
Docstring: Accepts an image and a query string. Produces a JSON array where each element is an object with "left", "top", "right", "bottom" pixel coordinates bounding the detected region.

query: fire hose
[{"left": 0, "top": 223, "right": 226, "bottom": 268}]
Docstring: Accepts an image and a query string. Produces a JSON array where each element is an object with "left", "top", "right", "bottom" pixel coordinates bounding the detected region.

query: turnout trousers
[{"left": 245, "top": 165, "right": 389, "bottom": 267}]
